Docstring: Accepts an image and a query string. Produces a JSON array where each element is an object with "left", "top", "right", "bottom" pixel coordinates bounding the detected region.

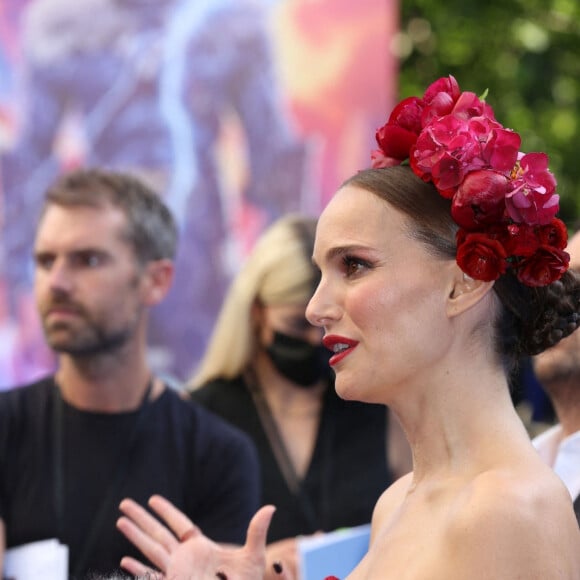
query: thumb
[{"left": 245, "top": 505, "right": 276, "bottom": 554}]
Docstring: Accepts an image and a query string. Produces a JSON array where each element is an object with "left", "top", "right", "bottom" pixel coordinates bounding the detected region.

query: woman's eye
[{"left": 342, "top": 256, "right": 369, "bottom": 277}]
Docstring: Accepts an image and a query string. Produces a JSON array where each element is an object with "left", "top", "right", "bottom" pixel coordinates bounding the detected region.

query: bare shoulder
[
  {"left": 444, "top": 466, "right": 580, "bottom": 579},
  {"left": 369, "top": 472, "right": 413, "bottom": 540}
]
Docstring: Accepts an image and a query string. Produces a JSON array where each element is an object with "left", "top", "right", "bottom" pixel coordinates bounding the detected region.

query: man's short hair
[{"left": 42, "top": 167, "right": 178, "bottom": 264}]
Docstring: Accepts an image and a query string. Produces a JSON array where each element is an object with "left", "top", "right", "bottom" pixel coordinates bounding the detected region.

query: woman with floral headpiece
[
  {"left": 187, "top": 213, "right": 407, "bottom": 579},
  {"left": 115, "top": 76, "right": 580, "bottom": 579}
]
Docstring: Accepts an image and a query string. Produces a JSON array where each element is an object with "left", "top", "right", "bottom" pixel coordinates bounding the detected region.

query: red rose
[
  {"left": 456, "top": 231, "right": 508, "bottom": 281},
  {"left": 421, "top": 75, "right": 461, "bottom": 124},
  {"left": 451, "top": 170, "right": 509, "bottom": 229},
  {"left": 387, "top": 96, "right": 424, "bottom": 133},
  {"left": 516, "top": 246, "right": 570, "bottom": 287},
  {"left": 504, "top": 223, "right": 539, "bottom": 257},
  {"left": 374, "top": 96, "right": 424, "bottom": 162},
  {"left": 537, "top": 218, "right": 568, "bottom": 249}
]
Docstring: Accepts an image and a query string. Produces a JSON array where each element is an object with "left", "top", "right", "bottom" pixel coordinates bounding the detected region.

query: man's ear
[
  {"left": 142, "top": 259, "right": 174, "bottom": 306},
  {"left": 446, "top": 268, "right": 495, "bottom": 318}
]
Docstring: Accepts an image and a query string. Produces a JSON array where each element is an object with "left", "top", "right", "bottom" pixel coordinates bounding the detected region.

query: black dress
[{"left": 191, "top": 375, "right": 392, "bottom": 542}]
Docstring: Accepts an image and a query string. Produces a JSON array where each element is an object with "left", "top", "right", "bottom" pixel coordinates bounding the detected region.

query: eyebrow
[
  {"left": 34, "top": 247, "right": 111, "bottom": 260},
  {"left": 313, "top": 244, "right": 372, "bottom": 265}
]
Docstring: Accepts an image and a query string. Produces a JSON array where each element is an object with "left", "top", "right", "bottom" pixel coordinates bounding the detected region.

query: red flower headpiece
[{"left": 371, "top": 75, "right": 569, "bottom": 287}]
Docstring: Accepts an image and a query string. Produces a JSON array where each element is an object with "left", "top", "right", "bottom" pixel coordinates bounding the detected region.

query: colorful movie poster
[{"left": 0, "top": 0, "right": 397, "bottom": 386}]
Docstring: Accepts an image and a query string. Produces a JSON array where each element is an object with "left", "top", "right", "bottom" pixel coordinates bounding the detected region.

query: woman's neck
[{"left": 391, "top": 364, "right": 529, "bottom": 483}]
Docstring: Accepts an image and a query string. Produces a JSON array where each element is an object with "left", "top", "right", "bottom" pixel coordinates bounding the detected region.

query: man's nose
[{"left": 46, "top": 260, "right": 74, "bottom": 294}]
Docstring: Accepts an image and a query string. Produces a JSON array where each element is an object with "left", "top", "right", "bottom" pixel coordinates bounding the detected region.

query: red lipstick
[{"left": 322, "top": 335, "right": 359, "bottom": 366}]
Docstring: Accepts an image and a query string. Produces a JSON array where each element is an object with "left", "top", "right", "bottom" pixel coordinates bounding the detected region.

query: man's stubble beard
[
  {"left": 45, "top": 319, "right": 135, "bottom": 357},
  {"left": 42, "top": 271, "right": 144, "bottom": 357},
  {"left": 43, "top": 300, "right": 143, "bottom": 357}
]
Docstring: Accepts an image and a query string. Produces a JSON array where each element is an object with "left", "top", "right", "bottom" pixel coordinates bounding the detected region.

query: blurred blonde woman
[{"left": 189, "top": 213, "right": 410, "bottom": 577}]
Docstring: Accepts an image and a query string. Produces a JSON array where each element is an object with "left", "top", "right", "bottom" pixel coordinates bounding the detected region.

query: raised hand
[{"left": 117, "top": 495, "right": 289, "bottom": 579}]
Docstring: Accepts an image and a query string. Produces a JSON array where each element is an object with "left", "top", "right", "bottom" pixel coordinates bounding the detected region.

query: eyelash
[{"left": 342, "top": 255, "right": 371, "bottom": 277}]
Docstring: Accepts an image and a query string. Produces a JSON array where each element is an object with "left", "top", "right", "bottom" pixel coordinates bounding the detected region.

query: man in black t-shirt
[{"left": 0, "top": 168, "right": 260, "bottom": 578}]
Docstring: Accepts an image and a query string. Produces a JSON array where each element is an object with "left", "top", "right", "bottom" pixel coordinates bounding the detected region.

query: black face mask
[{"left": 265, "top": 331, "right": 332, "bottom": 388}]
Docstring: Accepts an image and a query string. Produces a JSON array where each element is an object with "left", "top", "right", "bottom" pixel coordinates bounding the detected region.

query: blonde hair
[{"left": 189, "top": 213, "right": 318, "bottom": 388}]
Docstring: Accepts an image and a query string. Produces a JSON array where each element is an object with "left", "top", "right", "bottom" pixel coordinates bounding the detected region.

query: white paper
[
  {"left": 298, "top": 524, "right": 370, "bottom": 580},
  {"left": 3, "top": 538, "right": 68, "bottom": 580}
]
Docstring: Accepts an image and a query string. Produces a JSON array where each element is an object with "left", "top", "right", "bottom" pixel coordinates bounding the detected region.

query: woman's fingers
[
  {"left": 119, "top": 498, "right": 179, "bottom": 552},
  {"left": 148, "top": 494, "right": 203, "bottom": 542},
  {"left": 119, "top": 498, "right": 179, "bottom": 548},
  {"left": 119, "top": 555, "right": 162, "bottom": 579},
  {"left": 117, "top": 498, "right": 179, "bottom": 572},
  {"left": 117, "top": 514, "right": 173, "bottom": 572},
  {"left": 119, "top": 497, "right": 278, "bottom": 580},
  {"left": 245, "top": 505, "right": 276, "bottom": 555}
]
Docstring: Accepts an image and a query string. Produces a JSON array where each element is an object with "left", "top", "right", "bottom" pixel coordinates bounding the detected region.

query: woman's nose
[{"left": 306, "top": 280, "right": 339, "bottom": 328}]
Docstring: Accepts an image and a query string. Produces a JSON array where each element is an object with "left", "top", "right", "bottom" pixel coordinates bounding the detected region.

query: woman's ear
[
  {"left": 446, "top": 269, "right": 495, "bottom": 318},
  {"left": 250, "top": 299, "right": 264, "bottom": 330}
]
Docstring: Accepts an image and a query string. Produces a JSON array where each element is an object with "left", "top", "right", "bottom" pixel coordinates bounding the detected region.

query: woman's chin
[{"left": 333, "top": 376, "right": 359, "bottom": 401}]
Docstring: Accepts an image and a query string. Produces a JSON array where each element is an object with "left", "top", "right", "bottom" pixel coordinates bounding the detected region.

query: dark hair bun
[{"left": 495, "top": 269, "right": 580, "bottom": 359}]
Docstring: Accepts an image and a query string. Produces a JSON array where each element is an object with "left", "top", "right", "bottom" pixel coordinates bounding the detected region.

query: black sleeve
[{"left": 189, "top": 403, "right": 261, "bottom": 545}]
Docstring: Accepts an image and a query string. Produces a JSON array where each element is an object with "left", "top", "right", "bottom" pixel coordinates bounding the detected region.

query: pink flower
[
  {"left": 411, "top": 115, "right": 518, "bottom": 197},
  {"left": 450, "top": 90, "right": 495, "bottom": 121},
  {"left": 478, "top": 122, "right": 521, "bottom": 172},
  {"left": 423, "top": 75, "right": 461, "bottom": 105},
  {"left": 505, "top": 153, "right": 558, "bottom": 225},
  {"left": 411, "top": 116, "right": 471, "bottom": 195},
  {"left": 370, "top": 149, "right": 401, "bottom": 169}
]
